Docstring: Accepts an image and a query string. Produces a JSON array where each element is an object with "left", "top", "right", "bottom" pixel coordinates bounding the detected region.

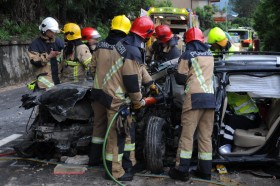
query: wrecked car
[
  {"left": 135, "top": 58, "right": 183, "bottom": 173},
  {"left": 15, "top": 83, "right": 93, "bottom": 159},
  {"left": 213, "top": 54, "right": 280, "bottom": 163},
  {"left": 137, "top": 53, "right": 280, "bottom": 173}
]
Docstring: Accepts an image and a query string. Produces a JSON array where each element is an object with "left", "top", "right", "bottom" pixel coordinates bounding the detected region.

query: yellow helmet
[
  {"left": 111, "top": 15, "right": 131, "bottom": 34},
  {"left": 208, "top": 27, "right": 228, "bottom": 47},
  {"left": 62, "top": 23, "right": 82, "bottom": 41}
]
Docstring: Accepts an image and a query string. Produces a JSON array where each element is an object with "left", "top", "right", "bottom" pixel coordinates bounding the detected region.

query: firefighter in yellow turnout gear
[
  {"left": 208, "top": 27, "right": 239, "bottom": 60},
  {"left": 89, "top": 15, "right": 134, "bottom": 171},
  {"left": 28, "top": 17, "right": 64, "bottom": 90},
  {"left": 61, "top": 23, "right": 92, "bottom": 83},
  {"left": 91, "top": 16, "right": 156, "bottom": 181},
  {"left": 169, "top": 28, "right": 215, "bottom": 181}
]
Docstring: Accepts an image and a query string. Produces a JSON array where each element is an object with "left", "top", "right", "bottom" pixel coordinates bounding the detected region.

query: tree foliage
[
  {"left": 0, "top": 0, "right": 171, "bottom": 25},
  {"left": 231, "top": 17, "right": 254, "bottom": 28},
  {"left": 229, "top": 0, "right": 260, "bottom": 18},
  {"left": 228, "top": 0, "right": 260, "bottom": 30},
  {"left": 0, "top": 0, "right": 170, "bottom": 40},
  {"left": 253, "top": 0, "right": 280, "bottom": 51},
  {"left": 0, "top": 0, "right": 174, "bottom": 40},
  {"left": 195, "top": 5, "right": 215, "bottom": 31},
  {"left": 154, "top": 0, "right": 172, "bottom": 7}
]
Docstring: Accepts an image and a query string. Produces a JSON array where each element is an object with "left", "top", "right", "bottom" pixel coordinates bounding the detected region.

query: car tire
[{"left": 144, "top": 116, "right": 166, "bottom": 174}]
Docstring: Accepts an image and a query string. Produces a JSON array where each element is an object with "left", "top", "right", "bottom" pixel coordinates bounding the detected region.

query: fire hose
[
  {"left": 101, "top": 97, "right": 159, "bottom": 186},
  {"left": 102, "top": 109, "right": 125, "bottom": 186}
]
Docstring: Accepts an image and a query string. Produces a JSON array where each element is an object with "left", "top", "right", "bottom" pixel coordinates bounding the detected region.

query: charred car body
[{"left": 15, "top": 83, "right": 93, "bottom": 159}]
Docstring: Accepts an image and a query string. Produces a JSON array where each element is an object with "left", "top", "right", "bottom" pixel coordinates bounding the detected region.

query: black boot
[
  {"left": 168, "top": 167, "right": 189, "bottom": 181},
  {"left": 190, "top": 169, "right": 211, "bottom": 180},
  {"left": 88, "top": 143, "right": 102, "bottom": 166},
  {"left": 117, "top": 172, "right": 134, "bottom": 181},
  {"left": 192, "top": 159, "right": 212, "bottom": 180},
  {"left": 122, "top": 151, "right": 135, "bottom": 175},
  {"left": 104, "top": 160, "right": 134, "bottom": 181}
]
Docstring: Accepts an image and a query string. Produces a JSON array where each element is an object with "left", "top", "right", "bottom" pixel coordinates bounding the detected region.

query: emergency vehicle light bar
[{"left": 148, "top": 7, "right": 189, "bottom": 16}]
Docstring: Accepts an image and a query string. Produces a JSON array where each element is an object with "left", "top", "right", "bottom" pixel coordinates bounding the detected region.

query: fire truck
[{"left": 228, "top": 27, "right": 257, "bottom": 51}]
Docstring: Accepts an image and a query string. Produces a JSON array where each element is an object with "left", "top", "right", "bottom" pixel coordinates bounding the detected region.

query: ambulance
[{"left": 144, "top": 7, "right": 199, "bottom": 52}]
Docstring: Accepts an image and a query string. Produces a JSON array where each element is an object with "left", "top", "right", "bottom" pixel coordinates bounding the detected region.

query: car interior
[{"left": 219, "top": 74, "right": 280, "bottom": 155}]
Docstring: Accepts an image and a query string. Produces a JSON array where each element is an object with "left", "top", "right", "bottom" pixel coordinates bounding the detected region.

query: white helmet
[{"left": 39, "top": 17, "right": 60, "bottom": 33}]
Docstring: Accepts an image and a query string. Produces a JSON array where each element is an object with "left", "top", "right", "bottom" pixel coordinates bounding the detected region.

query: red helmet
[
  {"left": 81, "top": 27, "right": 101, "bottom": 41},
  {"left": 154, "top": 25, "right": 173, "bottom": 43},
  {"left": 184, "top": 27, "right": 204, "bottom": 43},
  {"left": 130, "top": 16, "right": 154, "bottom": 40}
]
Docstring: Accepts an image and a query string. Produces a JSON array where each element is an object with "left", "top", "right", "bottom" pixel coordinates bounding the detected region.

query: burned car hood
[{"left": 22, "top": 82, "right": 93, "bottom": 122}]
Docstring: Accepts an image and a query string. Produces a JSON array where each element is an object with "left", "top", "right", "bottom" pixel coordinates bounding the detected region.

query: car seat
[{"left": 234, "top": 99, "right": 280, "bottom": 148}]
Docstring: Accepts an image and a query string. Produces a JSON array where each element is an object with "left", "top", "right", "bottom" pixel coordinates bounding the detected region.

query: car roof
[{"left": 214, "top": 53, "right": 280, "bottom": 73}]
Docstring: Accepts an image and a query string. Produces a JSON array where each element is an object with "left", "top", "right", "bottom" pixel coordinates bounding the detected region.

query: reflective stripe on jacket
[
  {"left": 63, "top": 44, "right": 92, "bottom": 82},
  {"left": 37, "top": 76, "right": 54, "bottom": 88},
  {"left": 175, "top": 41, "right": 215, "bottom": 111},
  {"left": 92, "top": 35, "right": 153, "bottom": 109}
]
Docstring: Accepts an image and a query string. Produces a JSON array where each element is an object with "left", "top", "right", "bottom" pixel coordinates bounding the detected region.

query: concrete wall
[{"left": 0, "top": 41, "right": 34, "bottom": 88}]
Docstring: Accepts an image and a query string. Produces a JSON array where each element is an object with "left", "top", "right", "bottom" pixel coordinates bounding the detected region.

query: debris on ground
[
  {"left": 54, "top": 164, "right": 87, "bottom": 175},
  {"left": 64, "top": 155, "right": 89, "bottom": 165},
  {"left": 216, "top": 164, "right": 228, "bottom": 174}
]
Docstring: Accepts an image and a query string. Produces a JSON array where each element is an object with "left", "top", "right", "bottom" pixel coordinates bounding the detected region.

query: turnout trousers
[
  {"left": 90, "top": 101, "right": 136, "bottom": 178},
  {"left": 176, "top": 109, "right": 214, "bottom": 174}
]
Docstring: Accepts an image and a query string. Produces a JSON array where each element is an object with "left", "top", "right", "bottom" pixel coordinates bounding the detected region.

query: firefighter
[
  {"left": 27, "top": 17, "right": 64, "bottom": 90},
  {"left": 81, "top": 27, "right": 101, "bottom": 53},
  {"left": 146, "top": 24, "right": 181, "bottom": 64},
  {"left": 208, "top": 27, "right": 239, "bottom": 60},
  {"left": 61, "top": 23, "right": 92, "bottom": 83},
  {"left": 91, "top": 16, "right": 156, "bottom": 181},
  {"left": 169, "top": 27, "right": 215, "bottom": 181},
  {"left": 88, "top": 15, "right": 131, "bottom": 167}
]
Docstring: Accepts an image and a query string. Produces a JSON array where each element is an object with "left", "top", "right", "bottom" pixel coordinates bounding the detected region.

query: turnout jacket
[
  {"left": 92, "top": 33, "right": 153, "bottom": 109},
  {"left": 175, "top": 40, "right": 215, "bottom": 111},
  {"left": 91, "top": 30, "right": 127, "bottom": 78},
  {"left": 62, "top": 40, "right": 92, "bottom": 82},
  {"left": 146, "top": 36, "right": 181, "bottom": 63},
  {"left": 28, "top": 35, "right": 64, "bottom": 89}
]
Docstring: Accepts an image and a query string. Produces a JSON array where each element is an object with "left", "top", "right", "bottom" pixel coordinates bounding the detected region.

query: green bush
[
  {"left": 0, "top": 17, "right": 111, "bottom": 42},
  {"left": 0, "top": 29, "right": 9, "bottom": 40},
  {"left": 0, "top": 18, "right": 38, "bottom": 41}
]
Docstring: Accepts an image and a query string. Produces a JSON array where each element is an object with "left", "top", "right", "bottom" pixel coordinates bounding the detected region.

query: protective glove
[
  {"left": 124, "top": 116, "right": 132, "bottom": 136},
  {"left": 27, "top": 80, "right": 37, "bottom": 91},
  {"left": 149, "top": 83, "right": 159, "bottom": 95},
  {"left": 116, "top": 116, "right": 132, "bottom": 136},
  {"left": 132, "top": 99, "right": 146, "bottom": 110},
  {"left": 116, "top": 116, "right": 124, "bottom": 136}
]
